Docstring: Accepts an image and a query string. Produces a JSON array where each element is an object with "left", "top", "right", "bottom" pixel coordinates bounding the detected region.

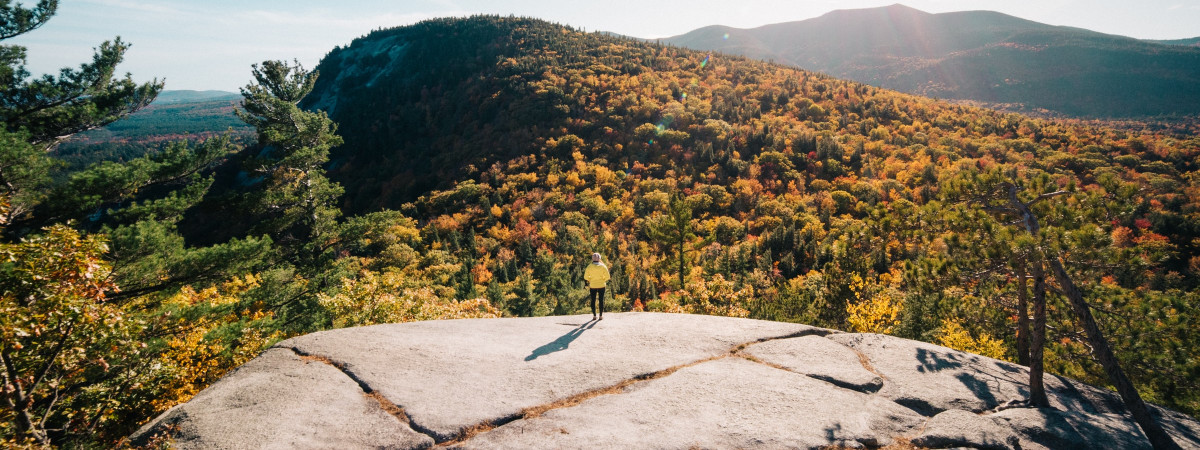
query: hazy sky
[{"left": 9, "top": 0, "right": 1200, "bottom": 91}]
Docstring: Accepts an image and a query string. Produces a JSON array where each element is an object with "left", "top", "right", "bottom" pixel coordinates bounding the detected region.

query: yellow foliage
[
  {"left": 846, "top": 291, "right": 902, "bottom": 334},
  {"left": 565, "top": 171, "right": 584, "bottom": 187},
  {"left": 936, "top": 319, "right": 1008, "bottom": 360},
  {"left": 674, "top": 274, "right": 751, "bottom": 318},
  {"left": 845, "top": 274, "right": 902, "bottom": 334},
  {"left": 538, "top": 222, "right": 557, "bottom": 242},
  {"left": 168, "top": 273, "right": 260, "bottom": 307},
  {"left": 152, "top": 274, "right": 281, "bottom": 411},
  {"left": 319, "top": 269, "right": 501, "bottom": 328}
]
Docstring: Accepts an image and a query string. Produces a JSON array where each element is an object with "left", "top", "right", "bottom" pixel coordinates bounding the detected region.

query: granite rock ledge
[{"left": 131, "top": 312, "right": 1200, "bottom": 449}]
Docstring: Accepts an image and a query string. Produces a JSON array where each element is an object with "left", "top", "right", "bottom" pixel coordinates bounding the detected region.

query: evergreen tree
[
  {"left": 0, "top": 2, "right": 215, "bottom": 444},
  {"left": 1, "top": 1, "right": 159, "bottom": 148},
  {"left": 969, "top": 175, "right": 1182, "bottom": 450},
  {"left": 0, "top": 1, "right": 162, "bottom": 232},
  {"left": 236, "top": 60, "right": 344, "bottom": 266},
  {"left": 644, "top": 192, "right": 695, "bottom": 290}
]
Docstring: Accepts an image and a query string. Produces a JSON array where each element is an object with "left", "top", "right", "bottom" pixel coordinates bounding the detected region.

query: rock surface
[
  {"left": 132, "top": 347, "right": 433, "bottom": 449},
  {"left": 131, "top": 313, "right": 1200, "bottom": 449},
  {"left": 744, "top": 334, "right": 884, "bottom": 393},
  {"left": 466, "top": 357, "right": 923, "bottom": 449},
  {"left": 911, "top": 409, "right": 1021, "bottom": 450}
]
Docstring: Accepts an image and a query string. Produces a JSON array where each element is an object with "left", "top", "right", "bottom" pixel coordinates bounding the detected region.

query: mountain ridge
[
  {"left": 152, "top": 90, "right": 241, "bottom": 104},
  {"left": 662, "top": 4, "right": 1200, "bottom": 118}
]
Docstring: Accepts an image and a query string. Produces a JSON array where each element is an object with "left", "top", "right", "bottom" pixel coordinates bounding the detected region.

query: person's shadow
[{"left": 525, "top": 319, "right": 598, "bottom": 361}]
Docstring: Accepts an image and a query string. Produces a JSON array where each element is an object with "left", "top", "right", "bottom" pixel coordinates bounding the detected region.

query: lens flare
[
  {"left": 723, "top": 33, "right": 729, "bottom": 40},
  {"left": 700, "top": 54, "right": 710, "bottom": 68}
]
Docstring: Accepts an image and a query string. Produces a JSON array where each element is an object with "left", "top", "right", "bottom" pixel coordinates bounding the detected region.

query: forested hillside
[
  {"left": 663, "top": 4, "right": 1200, "bottom": 119},
  {"left": 52, "top": 91, "right": 252, "bottom": 170},
  {"left": 3, "top": 11, "right": 1199, "bottom": 447},
  {"left": 304, "top": 15, "right": 1200, "bottom": 420}
]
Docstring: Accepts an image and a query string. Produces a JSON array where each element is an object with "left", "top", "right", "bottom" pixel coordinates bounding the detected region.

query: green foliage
[
  {"left": 0, "top": 1, "right": 56, "bottom": 40},
  {"left": 0, "top": 225, "right": 128, "bottom": 445},
  {"left": 1, "top": 34, "right": 161, "bottom": 146},
  {"left": 0, "top": 127, "right": 50, "bottom": 225},
  {"left": 643, "top": 192, "right": 696, "bottom": 290},
  {"left": 237, "top": 60, "right": 344, "bottom": 263}
]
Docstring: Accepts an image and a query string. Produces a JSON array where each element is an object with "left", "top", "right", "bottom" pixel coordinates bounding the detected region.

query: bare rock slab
[
  {"left": 131, "top": 314, "right": 1200, "bottom": 449},
  {"left": 828, "top": 333, "right": 1124, "bottom": 416},
  {"left": 1152, "top": 405, "right": 1200, "bottom": 449},
  {"left": 990, "top": 407, "right": 1146, "bottom": 450},
  {"left": 130, "top": 347, "right": 432, "bottom": 449},
  {"left": 461, "top": 357, "right": 925, "bottom": 449},
  {"left": 912, "top": 409, "right": 1021, "bottom": 450},
  {"left": 277, "top": 312, "right": 823, "bottom": 440},
  {"left": 992, "top": 406, "right": 1200, "bottom": 450},
  {"left": 744, "top": 334, "right": 883, "bottom": 393}
]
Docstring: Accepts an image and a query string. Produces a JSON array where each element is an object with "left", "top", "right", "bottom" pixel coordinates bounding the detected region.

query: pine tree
[
  {"left": 644, "top": 192, "right": 695, "bottom": 290},
  {"left": 0, "top": 1, "right": 162, "bottom": 232},
  {"left": 973, "top": 177, "right": 1181, "bottom": 450},
  {"left": 0, "top": 1, "right": 160, "bottom": 149},
  {"left": 236, "top": 60, "right": 344, "bottom": 266},
  {"left": 0, "top": 2, "right": 188, "bottom": 444},
  {"left": 0, "top": 4, "right": 277, "bottom": 444}
]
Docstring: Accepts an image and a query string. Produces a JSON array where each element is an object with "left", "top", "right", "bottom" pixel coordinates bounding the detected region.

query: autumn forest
[{"left": 2, "top": 8, "right": 1199, "bottom": 448}]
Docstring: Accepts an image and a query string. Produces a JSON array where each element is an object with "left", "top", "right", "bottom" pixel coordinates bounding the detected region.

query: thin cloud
[
  {"left": 237, "top": 9, "right": 455, "bottom": 31},
  {"left": 77, "top": 0, "right": 182, "bottom": 15}
]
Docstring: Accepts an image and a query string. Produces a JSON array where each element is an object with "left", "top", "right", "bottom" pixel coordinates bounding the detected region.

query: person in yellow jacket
[{"left": 583, "top": 252, "right": 610, "bottom": 320}]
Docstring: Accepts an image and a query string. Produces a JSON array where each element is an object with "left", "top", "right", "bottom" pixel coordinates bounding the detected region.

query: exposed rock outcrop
[{"left": 131, "top": 313, "right": 1200, "bottom": 449}]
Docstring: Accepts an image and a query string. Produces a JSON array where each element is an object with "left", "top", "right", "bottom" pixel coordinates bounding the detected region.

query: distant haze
[
  {"left": 663, "top": 4, "right": 1200, "bottom": 118},
  {"left": 7, "top": 0, "right": 1199, "bottom": 91}
]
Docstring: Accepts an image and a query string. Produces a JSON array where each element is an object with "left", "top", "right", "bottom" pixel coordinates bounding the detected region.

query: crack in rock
[
  {"left": 287, "top": 346, "right": 442, "bottom": 443},
  {"left": 738, "top": 334, "right": 887, "bottom": 396},
  {"left": 736, "top": 353, "right": 884, "bottom": 395},
  {"left": 439, "top": 330, "right": 830, "bottom": 447}
]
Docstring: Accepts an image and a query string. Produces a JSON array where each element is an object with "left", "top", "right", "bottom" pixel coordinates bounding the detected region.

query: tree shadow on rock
[
  {"left": 916, "top": 347, "right": 1035, "bottom": 411},
  {"left": 525, "top": 320, "right": 597, "bottom": 361},
  {"left": 916, "top": 347, "right": 965, "bottom": 373}
]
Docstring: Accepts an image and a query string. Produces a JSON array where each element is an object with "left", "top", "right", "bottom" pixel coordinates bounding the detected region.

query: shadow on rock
[
  {"left": 915, "top": 347, "right": 965, "bottom": 373},
  {"left": 525, "top": 320, "right": 597, "bottom": 361}
]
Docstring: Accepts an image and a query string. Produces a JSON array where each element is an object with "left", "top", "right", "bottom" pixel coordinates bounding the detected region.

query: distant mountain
[
  {"left": 663, "top": 4, "right": 1200, "bottom": 118},
  {"left": 152, "top": 89, "right": 241, "bottom": 104},
  {"left": 1152, "top": 37, "right": 1200, "bottom": 47},
  {"left": 53, "top": 90, "right": 251, "bottom": 169}
]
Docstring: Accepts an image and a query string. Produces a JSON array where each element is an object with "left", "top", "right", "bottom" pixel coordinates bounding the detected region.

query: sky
[{"left": 8, "top": 0, "right": 1200, "bottom": 92}]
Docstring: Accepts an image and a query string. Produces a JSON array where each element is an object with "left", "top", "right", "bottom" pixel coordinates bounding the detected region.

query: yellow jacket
[{"left": 584, "top": 262, "right": 610, "bottom": 289}]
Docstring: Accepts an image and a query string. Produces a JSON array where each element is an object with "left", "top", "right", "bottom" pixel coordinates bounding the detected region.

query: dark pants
[{"left": 590, "top": 287, "right": 605, "bottom": 317}]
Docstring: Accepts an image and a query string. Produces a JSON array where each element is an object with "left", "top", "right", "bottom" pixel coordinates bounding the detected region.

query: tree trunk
[
  {"left": 1014, "top": 259, "right": 1031, "bottom": 366},
  {"left": 1028, "top": 259, "right": 1049, "bottom": 408},
  {"left": 1047, "top": 257, "right": 1181, "bottom": 450},
  {"left": 1, "top": 350, "right": 49, "bottom": 445},
  {"left": 677, "top": 246, "right": 684, "bottom": 291},
  {"left": 1004, "top": 184, "right": 1178, "bottom": 449}
]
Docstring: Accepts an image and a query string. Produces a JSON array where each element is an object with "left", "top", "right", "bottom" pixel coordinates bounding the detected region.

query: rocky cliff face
[{"left": 131, "top": 313, "right": 1200, "bottom": 449}]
